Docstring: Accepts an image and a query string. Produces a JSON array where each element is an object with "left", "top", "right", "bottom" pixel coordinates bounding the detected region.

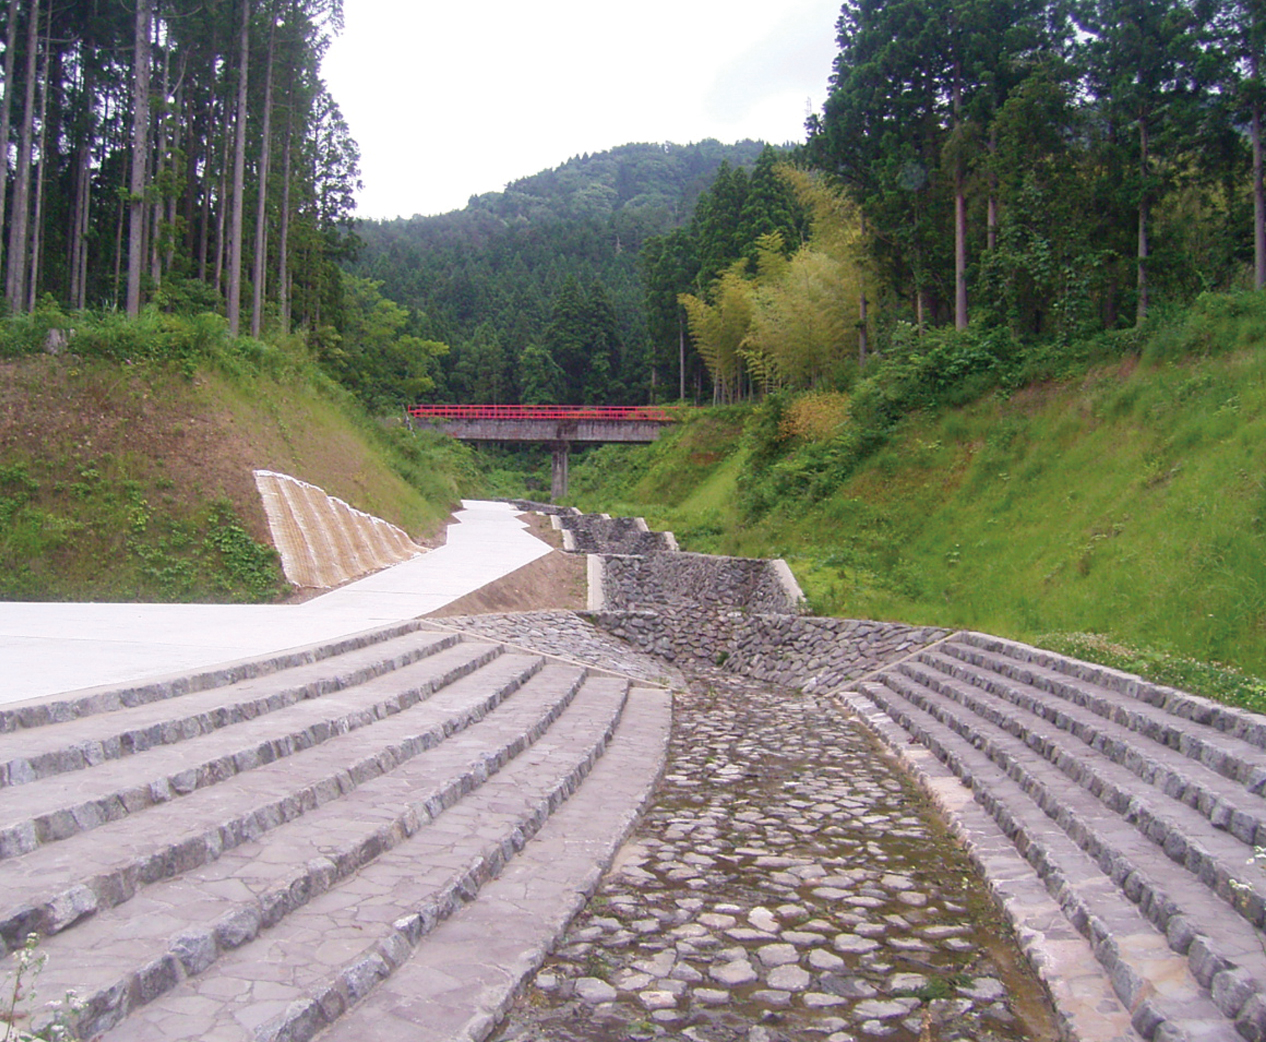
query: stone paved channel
[{"left": 467, "top": 652, "right": 1060, "bottom": 1042}]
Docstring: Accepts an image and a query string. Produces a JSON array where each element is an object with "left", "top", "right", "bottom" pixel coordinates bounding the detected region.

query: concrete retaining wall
[{"left": 254, "top": 470, "right": 424, "bottom": 589}]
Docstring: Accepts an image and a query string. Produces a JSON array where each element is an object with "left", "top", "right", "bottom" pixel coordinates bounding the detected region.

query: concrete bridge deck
[{"left": 406, "top": 406, "right": 676, "bottom": 498}]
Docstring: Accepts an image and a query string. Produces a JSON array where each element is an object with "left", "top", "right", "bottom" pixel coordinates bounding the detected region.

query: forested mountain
[
  {"left": 346, "top": 140, "right": 771, "bottom": 408},
  {"left": 0, "top": 0, "right": 358, "bottom": 335}
]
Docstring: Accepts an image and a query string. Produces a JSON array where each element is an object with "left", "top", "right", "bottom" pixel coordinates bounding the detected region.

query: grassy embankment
[
  {"left": 566, "top": 291, "right": 1266, "bottom": 711},
  {"left": 0, "top": 308, "right": 481, "bottom": 602}
]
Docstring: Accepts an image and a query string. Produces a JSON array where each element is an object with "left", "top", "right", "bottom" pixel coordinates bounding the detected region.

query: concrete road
[{"left": 0, "top": 501, "right": 552, "bottom": 706}]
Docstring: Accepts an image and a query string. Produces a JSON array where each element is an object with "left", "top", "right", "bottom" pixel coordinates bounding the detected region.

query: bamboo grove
[{"left": 0, "top": 0, "right": 359, "bottom": 334}]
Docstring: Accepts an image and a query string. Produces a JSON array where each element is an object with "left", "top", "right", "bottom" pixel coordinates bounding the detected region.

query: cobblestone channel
[{"left": 488, "top": 663, "right": 1061, "bottom": 1042}]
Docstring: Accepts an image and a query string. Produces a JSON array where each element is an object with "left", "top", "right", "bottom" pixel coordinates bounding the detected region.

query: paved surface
[
  {"left": 0, "top": 501, "right": 551, "bottom": 706},
  {"left": 0, "top": 620, "right": 672, "bottom": 1042},
  {"left": 488, "top": 662, "right": 1060, "bottom": 1042}
]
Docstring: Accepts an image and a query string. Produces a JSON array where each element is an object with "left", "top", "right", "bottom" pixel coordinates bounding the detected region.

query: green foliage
[
  {"left": 0, "top": 312, "right": 481, "bottom": 603},
  {"left": 0, "top": 454, "right": 286, "bottom": 604},
  {"left": 350, "top": 141, "right": 772, "bottom": 408},
  {"left": 566, "top": 290, "right": 1266, "bottom": 689},
  {"left": 203, "top": 501, "right": 287, "bottom": 601},
  {"left": 0, "top": 306, "right": 321, "bottom": 386},
  {"left": 1036, "top": 633, "right": 1266, "bottom": 715},
  {"left": 322, "top": 275, "right": 449, "bottom": 413}
]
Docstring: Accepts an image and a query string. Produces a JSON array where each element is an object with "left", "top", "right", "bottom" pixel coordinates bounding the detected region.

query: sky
[{"left": 321, "top": 0, "right": 843, "bottom": 221}]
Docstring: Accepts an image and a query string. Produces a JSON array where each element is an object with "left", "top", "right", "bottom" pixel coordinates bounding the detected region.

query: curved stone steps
[
  {"left": 917, "top": 646, "right": 1266, "bottom": 846},
  {"left": 85, "top": 675, "right": 635, "bottom": 1042},
  {"left": 875, "top": 668, "right": 1266, "bottom": 996},
  {"left": 844, "top": 633, "right": 1266, "bottom": 1042},
  {"left": 852, "top": 677, "right": 1234, "bottom": 1042},
  {"left": 893, "top": 657, "right": 1266, "bottom": 931},
  {"left": 0, "top": 639, "right": 511, "bottom": 862},
  {"left": 949, "top": 634, "right": 1266, "bottom": 781},
  {"left": 0, "top": 650, "right": 549, "bottom": 953},
  {"left": 0, "top": 620, "right": 430, "bottom": 733},
  {"left": 0, "top": 629, "right": 461, "bottom": 789},
  {"left": 0, "top": 619, "right": 672, "bottom": 1042},
  {"left": 312, "top": 686, "right": 673, "bottom": 1042}
]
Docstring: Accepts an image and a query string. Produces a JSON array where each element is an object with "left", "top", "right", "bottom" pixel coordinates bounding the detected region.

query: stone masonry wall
[
  {"left": 584, "top": 607, "right": 949, "bottom": 692},
  {"left": 593, "top": 551, "right": 804, "bottom": 615},
  {"left": 555, "top": 514, "right": 677, "bottom": 556}
]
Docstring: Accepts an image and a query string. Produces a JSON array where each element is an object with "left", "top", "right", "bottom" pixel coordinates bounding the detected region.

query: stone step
[
  {"left": 878, "top": 665, "right": 1266, "bottom": 1007},
  {"left": 0, "top": 620, "right": 430, "bottom": 733},
  {"left": 837, "top": 687, "right": 1143, "bottom": 1042},
  {"left": 900, "top": 654, "right": 1266, "bottom": 922},
  {"left": 0, "top": 628, "right": 461, "bottom": 789},
  {"left": 77, "top": 674, "right": 635, "bottom": 1042},
  {"left": 313, "top": 686, "right": 673, "bottom": 1042},
  {"left": 0, "top": 639, "right": 509, "bottom": 862},
  {"left": 851, "top": 677, "right": 1240, "bottom": 1042},
  {"left": 0, "top": 649, "right": 548, "bottom": 954},
  {"left": 916, "top": 645, "right": 1266, "bottom": 849},
  {"left": 952, "top": 632, "right": 1266, "bottom": 767}
]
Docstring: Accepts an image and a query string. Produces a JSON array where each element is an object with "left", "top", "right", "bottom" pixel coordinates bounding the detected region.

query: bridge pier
[{"left": 551, "top": 442, "right": 570, "bottom": 500}]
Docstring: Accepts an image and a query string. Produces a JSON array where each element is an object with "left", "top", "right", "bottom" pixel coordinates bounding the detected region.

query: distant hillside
[{"left": 347, "top": 140, "right": 773, "bottom": 407}]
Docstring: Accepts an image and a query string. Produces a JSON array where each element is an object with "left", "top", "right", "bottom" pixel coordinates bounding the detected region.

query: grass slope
[
  {"left": 566, "top": 298, "right": 1266, "bottom": 700},
  {"left": 0, "top": 351, "right": 477, "bottom": 602}
]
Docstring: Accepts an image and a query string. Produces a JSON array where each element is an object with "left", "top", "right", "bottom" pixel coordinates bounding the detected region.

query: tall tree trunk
[
  {"left": 68, "top": 50, "right": 90, "bottom": 310},
  {"left": 987, "top": 127, "right": 998, "bottom": 253},
  {"left": 1253, "top": 53, "right": 1265, "bottom": 291},
  {"left": 26, "top": 1, "right": 49, "bottom": 311},
  {"left": 952, "top": 55, "right": 967, "bottom": 331},
  {"left": 70, "top": 134, "right": 90, "bottom": 308},
  {"left": 226, "top": 0, "right": 250, "bottom": 335},
  {"left": 858, "top": 213, "right": 868, "bottom": 364},
  {"left": 150, "top": 7, "right": 169, "bottom": 287},
  {"left": 251, "top": 6, "right": 277, "bottom": 338},
  {"left": 182, "top": 81, "right": 199, "bottom": 266},
  {"left": 214, "top": 113, "right": 229, "bottom": 294},
  {"left": 677, "top": 312, "right": 685, "bottom": 400},
  {"left": 278, "top": 109, "right": 293, "bottom": 329},
  {"left": 1137, "top": 116, "right": 1149, "bottom": 324},
  {"left": 6, "top": 0, "right": 39, "bottom": 312},
  {"left": 0, "top": 0, "right": 21, "bottom": 281},
  {"left": 166, "top": 61, "right": 187, "bottom": 275},
  {"left": 126, "top": 0, "right": 152, "bottom": 316},
  {"left": 197, "top": 44, "right": 217, "bottom": 282}
]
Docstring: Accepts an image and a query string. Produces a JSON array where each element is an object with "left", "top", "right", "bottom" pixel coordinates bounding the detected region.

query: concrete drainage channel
[{"left": 2, "top": 504, "right": 1263, "bottom": 1042}]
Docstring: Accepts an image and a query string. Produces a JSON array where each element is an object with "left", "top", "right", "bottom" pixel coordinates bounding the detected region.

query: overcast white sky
[{"left": 321, "top": 1, "right": 843, "bottom": 220}]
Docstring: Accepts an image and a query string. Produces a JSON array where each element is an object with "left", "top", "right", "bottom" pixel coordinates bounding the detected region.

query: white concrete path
[{"left": 0, "top": 500, "right": 552, "bottom": 706}]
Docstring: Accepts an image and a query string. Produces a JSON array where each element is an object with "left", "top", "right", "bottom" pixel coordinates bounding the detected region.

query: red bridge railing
[{"left": 407, "top": 404, "right": 676, "bottom": 423}]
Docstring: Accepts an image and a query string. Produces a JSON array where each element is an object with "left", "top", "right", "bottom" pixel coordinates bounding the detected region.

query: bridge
[{"left": 406, "top": 404, "right": 677, "bottom": 498}]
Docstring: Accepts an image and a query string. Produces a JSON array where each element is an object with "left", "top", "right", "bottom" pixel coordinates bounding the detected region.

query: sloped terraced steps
[
  {"left": 315, "top": 686, "right": 673, "bottom": 1042},
  {"left": 1, "top": 651, "right": 560, "bottom": 956},
  {"left": 0, "top": 627, "right": 462, "bottom": 789},
  {"left": 0, "top": 646, "right": 548, "bottom": 955},
  {"left": 0, "top": 636, "right": 513, "bottom": 861},
  {"left": 843, "top": 631, "right": 1266, "bottom": 1042},
  {"left": 87, "top": 674, "right": 635, "bottom": 1042},
  {"left": 0, "top": 622, "right": 671, "bottom": 1042}
]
